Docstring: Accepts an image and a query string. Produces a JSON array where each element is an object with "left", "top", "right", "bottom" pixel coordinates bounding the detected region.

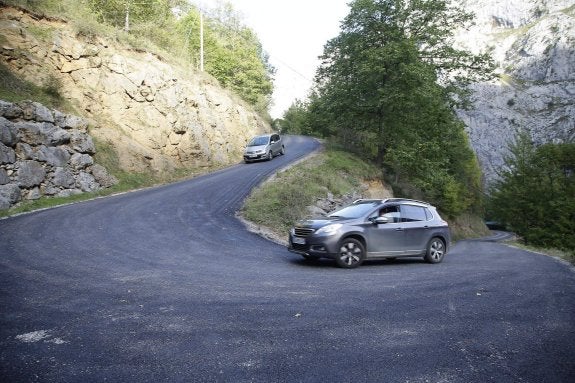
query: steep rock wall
[
  {"left": 0, "top": 5, "right": 269, "bottom": 173},
  {"left": 453, "top": 0, "right": 575, "bottom": 185}
]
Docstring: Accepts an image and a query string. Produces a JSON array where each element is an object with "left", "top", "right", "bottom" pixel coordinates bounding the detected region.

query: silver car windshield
[
  {"left": 329, "top": 201, "right": 380, "bottom": 219},
  {"left": 248, "top": 136, "right": 269, "bottom": 146}
]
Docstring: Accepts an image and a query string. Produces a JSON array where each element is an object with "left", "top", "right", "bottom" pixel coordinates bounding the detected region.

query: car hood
[
  {"left": 295, "top": 216, "right": 352, "bottom": 230},
  {"left": 245, "top": 144, "right": 268, "bottom": 153}
]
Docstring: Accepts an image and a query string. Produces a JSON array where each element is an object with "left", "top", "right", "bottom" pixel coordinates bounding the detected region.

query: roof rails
[
  {"left": 383, "top": 198, "right": 431, "bottom": 205},
  {"left": 352, "top": 198, "right": 431, "bottom": 206}
]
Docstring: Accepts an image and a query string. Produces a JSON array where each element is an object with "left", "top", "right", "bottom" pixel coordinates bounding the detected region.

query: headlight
[{"left": 316, "top": 223, "right": 342, "bottom": 235}]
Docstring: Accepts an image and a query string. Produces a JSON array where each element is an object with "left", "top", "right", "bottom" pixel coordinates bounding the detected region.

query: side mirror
[{"left": 374, "top": 216, "right": 389, "bottom": 224}]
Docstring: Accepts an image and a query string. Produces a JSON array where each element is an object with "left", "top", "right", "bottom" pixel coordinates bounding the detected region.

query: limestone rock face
[
  {"left": 453, "top": 0, "right": 575, "bottom": 185},
  {"left": 0, "top": 5, "right": 269, "bottom": 174}
]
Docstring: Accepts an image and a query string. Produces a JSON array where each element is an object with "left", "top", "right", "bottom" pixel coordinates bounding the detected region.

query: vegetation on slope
[{"left": 242, "top": 149, "right": 378, "bottom": 235}]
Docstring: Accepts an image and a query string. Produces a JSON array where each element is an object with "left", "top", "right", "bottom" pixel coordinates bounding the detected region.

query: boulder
[
  {"left": 69, "top": 130, "right": 95, "bottom": 154},
  {"left": 0, "top": 168, "right": 9, "bottom": 185},
  {"left": 69, "top": 153, "right": 93, "bottom": 169},
  {"left": 0, "top": 184, "right": 21, "bottom": 209},
  {"left": 51, "top": 167, "right": 75, "bottom": 188},
  {"left": 0, "top": 142, "right": 16, "bottom": 164},
  {"left": 0, "top": 116, "right": 18, "bottom": 146},
  {"left": 90, "top": 164, "right": 118, "bottom": 188},
  {"left": 76, "top": 171, "right": 98, "bottom": 192},
  {"left": 17, "top": 160, "right": 46, "bottom": 187}
]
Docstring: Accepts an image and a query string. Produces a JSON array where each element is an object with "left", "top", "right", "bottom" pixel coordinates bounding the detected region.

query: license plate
[
  {"left": 249, "top": 154, "right": 257, "bottom": 158},
  {"left": 293, "top": 236, "right": 306, "bottom": 245}
]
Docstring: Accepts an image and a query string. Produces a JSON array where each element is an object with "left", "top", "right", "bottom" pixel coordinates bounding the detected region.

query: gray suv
[
  {"left": 243, "top": 134, "right": 285, "bottom": 163},
  {"left": 288, "top": 198, "right": 450, "bottom": 268}
]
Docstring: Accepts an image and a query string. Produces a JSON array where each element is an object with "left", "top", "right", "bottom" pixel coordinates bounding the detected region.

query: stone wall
[{"left": 0, "top": 100, "right": 117, "bottom": 210}]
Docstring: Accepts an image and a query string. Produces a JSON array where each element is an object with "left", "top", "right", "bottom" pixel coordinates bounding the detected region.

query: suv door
[
  {"left": 400, "top": 204, "right": 431, "bottom": 254},
  {"left": 364, "top": 205, "right": 405, "bottom": 257}
]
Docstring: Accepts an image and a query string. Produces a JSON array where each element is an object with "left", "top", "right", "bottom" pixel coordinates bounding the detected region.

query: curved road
[{"left": 1, "top": 136, "right": 574, "bottom": 382}]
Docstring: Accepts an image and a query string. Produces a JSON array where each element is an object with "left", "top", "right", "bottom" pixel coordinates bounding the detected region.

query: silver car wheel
[
  {"left": 336, "top": 238, "right": 365, "bottom": 268},
  {"left": 425, "top": 238, "right": 445, "bottom": 264}
]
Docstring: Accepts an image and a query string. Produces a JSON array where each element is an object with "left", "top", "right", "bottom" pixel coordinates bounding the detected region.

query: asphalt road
[{"left": 1, "top": 135, "right": 574, "bottom": 382}]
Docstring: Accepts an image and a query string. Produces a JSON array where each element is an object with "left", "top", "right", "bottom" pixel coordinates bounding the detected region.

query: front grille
[{"left": 294, "top": 227, "right": 315, "bottom": 237}]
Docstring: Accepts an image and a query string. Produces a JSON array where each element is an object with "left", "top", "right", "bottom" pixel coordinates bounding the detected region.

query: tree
[
  {"left": 176, "top": 2, "right": 275, "bottom": 111},
  {"left": 489, "top": 134, "right": 575, "bottom": 252},
  {"left": 87, "top": 0, "right": 173, "bottom": 31},
  {"left": 307, "top": 0, "right": 492, "bottom": 215}
]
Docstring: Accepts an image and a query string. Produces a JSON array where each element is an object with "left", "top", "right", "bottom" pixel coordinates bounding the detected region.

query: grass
[
  {"left": 509, "top": 241, "right": 575, "bottom": 265},
  {"left": 241, "top": 148, "right": 379, "bottom": 236},
  {"left": 0, "top": 63, "right": 75, "bottom": 113}
]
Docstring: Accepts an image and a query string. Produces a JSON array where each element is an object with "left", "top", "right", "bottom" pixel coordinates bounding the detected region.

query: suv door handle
[{"left": 395, "top": 228, "right": 404, "bottom": 231}]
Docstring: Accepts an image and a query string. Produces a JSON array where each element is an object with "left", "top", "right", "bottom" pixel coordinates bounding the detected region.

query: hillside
[{"left": 0, "top": 4, "right": 270, "bottom": 175}]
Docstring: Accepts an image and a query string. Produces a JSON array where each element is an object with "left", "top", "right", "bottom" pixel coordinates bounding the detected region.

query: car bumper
[
  {"left": 244, "top": 153, "right": 267, "bottom": 161},
  {"left": 287, "top": 233, "right": 340, "bottom": 259}
]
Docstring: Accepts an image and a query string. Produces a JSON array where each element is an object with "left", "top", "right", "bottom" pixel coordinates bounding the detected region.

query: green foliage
[
  {"left": 177, "top": 4, "right": 274, "bottom": 110},
  {"left": 284, "top": 0, "right": 491, "bottom": 216},
  {"left": 86, "top": 0, "right": 173, "bottom": 31},
  {"left": 242, "top": 150, "right": 378, "bottom": 233},
  {"left": 489, "top": 134, "right": 575, "bottom": 253},
  {"left": 279, "top": 99, "right": 311, "bottom": 135}
]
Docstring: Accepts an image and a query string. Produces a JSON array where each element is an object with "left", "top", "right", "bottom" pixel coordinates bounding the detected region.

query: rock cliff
[
  {"left": 453, "top": 0, "right": 575, "bottom": 185},
  {"left": 0, "top": 4, "right": 269, "bottom": 175}
]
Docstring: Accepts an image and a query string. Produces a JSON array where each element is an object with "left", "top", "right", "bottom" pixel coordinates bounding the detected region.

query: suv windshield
[
  {"left": 329, "top": 201, "right": 380, "bottom": 219},
  {"left": 248, "top": 136, "right": 269, "bottom": 146}
]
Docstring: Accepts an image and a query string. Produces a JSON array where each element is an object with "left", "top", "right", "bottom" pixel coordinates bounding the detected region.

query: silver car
[
  {"left": 243, "top": 133, "right": 285, "bottom": 163},
  {"left": 288, "top": 198, "right": 450, "bottom": 268}
]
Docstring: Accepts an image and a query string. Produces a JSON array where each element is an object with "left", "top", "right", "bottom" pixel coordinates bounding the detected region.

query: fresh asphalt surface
[{"left": 1, "top": 136, "right": 574, "bottom": 382}]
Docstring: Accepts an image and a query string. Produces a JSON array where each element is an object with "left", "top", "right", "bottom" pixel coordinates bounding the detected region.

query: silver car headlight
[{"left": 316, "top": 223, "right": 342, "bottom": 236}]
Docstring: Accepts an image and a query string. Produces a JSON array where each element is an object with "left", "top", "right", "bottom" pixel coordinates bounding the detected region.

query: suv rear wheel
[
  {"left": 335, "top": 238, "right": 365, "bottom": 268},
  {"left": 424, "top": 237, "right": 445, "bottom": 264}
]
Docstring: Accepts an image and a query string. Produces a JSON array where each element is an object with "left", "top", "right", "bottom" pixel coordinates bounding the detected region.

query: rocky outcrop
[
  {"left": 0, "top": 100, "right": 117, "bottom": 210},
  {"left": 0, "top": 5, "right": 269, "bottom": 174},
  {"left": 453, "top": 0, "right": 575, "bottom": 185}
]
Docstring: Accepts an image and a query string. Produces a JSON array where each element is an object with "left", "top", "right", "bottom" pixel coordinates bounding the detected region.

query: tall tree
[{"left": 307, "top": 0, "right": 492, "bottom": 215}]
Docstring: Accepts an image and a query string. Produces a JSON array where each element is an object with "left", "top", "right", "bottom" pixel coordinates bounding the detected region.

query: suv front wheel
[
  {"left": 335, "top": 238, "right": 365, "bottom": 268},
  {"left": 424, "top": 237, "right": 446, "bottom": 264}
]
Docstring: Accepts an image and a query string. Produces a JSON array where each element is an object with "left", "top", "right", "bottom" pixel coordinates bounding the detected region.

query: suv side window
[
  {"left": 271, "top": 134, "right": 279, "bottom": 143},
  {"left": 401, "top": 205, "right": 427, "bottom": 222},
  {"left": 369, "top": 205, "right": 400, "bottom": 223}
]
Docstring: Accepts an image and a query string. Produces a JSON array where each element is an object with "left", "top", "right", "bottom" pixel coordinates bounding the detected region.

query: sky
[{"left": 193, "top": 0, "right": 351, "bottom": 119}]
